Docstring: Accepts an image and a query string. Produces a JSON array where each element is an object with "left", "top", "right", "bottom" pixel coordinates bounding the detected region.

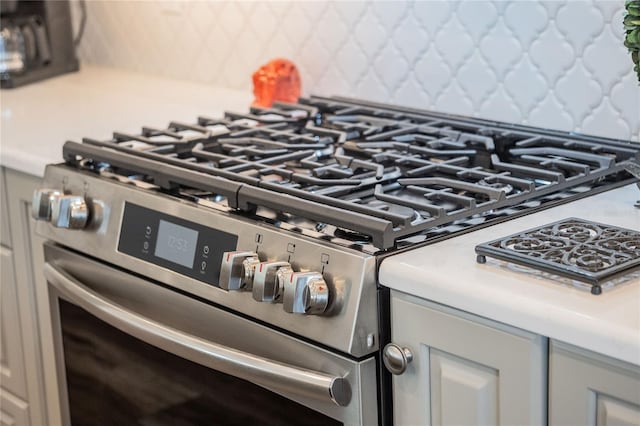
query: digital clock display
[
  {"left": 154, "top": 220, "right": 198, "bottom": 268},
  {"left": 118, "top": 203, "right": 238, "bottom": 286}
]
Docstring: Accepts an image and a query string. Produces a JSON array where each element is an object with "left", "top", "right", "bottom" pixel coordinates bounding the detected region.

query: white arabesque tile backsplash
[{"left": 74, "top": 0, "right": 639, "bottom": 141}]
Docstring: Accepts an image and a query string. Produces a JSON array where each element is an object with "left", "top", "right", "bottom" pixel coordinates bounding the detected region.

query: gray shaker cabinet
[
  {"left": 1, "top": 246, "right": 30, "bottom": 425},
  {"left": 0, "top": 168, "right": 48, "bottom": 426},
  {"left": 549, "top": 340, "right": 640, "bottom": 426},
  {"left": 1, "top": 167, "right": 30, "bottom": 425},
  {"left": 390, "top": 291, "right": 547, "bottom": 426}
]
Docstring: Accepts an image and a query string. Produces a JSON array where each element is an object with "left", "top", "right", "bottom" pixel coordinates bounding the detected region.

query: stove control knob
[
  {"left": 241, "top": 256, "right": 261, "bottom": 289},
  {"left": 252, "top": 261, "right": 292, "bottom": 303},
  {"left": 32, "top": 189, "right": 62, "bottom": 221},
  {"left": 303, "top": 276, "right": 330, "bottom": 315},
  {"left": 219, "top": 251, "right": 260, "bottom": 291},
  {"left": 51, "top": 195, "right": 89, "bottom": 229},
  {"left": 283, "top": 272, "right": 330, "bottom": 315}
]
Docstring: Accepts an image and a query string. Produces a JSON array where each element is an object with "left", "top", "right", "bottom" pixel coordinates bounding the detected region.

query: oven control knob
[
  {"left": 241, "top": 256, "right": 261, "bottom": 289},
  {"left": 50, "top": 195, "right": 89, "bottom": 229},
  {"left": 252, "top": 261, "right": 292, "bottom": 303},
  {"left": 219, "top": 251, "right": 260, "bottom": 291},
  {"left": 303, "top": 277, "right": 330, "bottom": 315},
  {"left": 283, "top": 272, "right": 330, "bottom": 315},
  {"left": 32, "top": 189, "right": 62, "bottom": 221}
]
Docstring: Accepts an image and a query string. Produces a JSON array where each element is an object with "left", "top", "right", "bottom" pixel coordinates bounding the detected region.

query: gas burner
[{"left": 475, "top": 218, "right": 640, "bottom": 294}]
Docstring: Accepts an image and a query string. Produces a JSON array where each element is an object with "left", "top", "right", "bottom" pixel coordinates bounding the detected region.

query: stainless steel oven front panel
[
  {"left": 44, "top": 243, "right": 378, "bottom": 426},
  {"left": 37, "top": 165, "right": 379, "bottom": 357}
]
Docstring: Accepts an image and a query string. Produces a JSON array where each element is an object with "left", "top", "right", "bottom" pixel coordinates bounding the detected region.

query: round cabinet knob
[
  {"left": 32, "top": 189, "right": 62, "bottom": 221},
  {"left": 283, "top": 271, "right": 330, "bottom": 315},
  {"left": 50, "top": 195, "right": 89, "bottom": 229},
  {"left": 252, "top": 261, "right": 292, "bottom": 303},
  {"left": 219, "top": 251, "right": 260, "bottom": 291},
  {"left": 383, "top": 343, "right": 413, "bottom": 375}
]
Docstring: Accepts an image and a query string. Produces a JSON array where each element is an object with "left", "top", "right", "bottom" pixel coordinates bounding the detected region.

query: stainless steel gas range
[{"left": 33, "top": 96, "right": 640, "bottom": 425}]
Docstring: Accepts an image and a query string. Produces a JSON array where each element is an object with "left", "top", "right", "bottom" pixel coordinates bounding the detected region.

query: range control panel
[
  {"left": 118, "top": 203, "right": 238, "bottom": 286},
  {"left": 118, "top": 204, "right": 333, "bottom": 316},
  {"left": 34, "top": 167, "right": 379, "bottom": 356}
]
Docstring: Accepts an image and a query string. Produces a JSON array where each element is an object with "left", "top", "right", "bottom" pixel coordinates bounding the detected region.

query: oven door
[{"left": 43, "top": 243, "right": 377, "bottom": 426}]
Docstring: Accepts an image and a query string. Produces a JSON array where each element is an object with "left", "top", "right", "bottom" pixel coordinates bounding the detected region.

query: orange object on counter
[{"left": 252, "top": 58, "right": 301, "bottom": 108}]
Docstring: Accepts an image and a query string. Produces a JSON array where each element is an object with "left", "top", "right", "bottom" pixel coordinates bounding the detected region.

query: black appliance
[{"left": 0, "top": 0, "right": 78, "bottom": 88}]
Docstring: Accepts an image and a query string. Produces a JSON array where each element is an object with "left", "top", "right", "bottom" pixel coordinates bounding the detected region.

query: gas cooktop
[{"left": 62, "top": 96, "right": 640, "bottom": 253}]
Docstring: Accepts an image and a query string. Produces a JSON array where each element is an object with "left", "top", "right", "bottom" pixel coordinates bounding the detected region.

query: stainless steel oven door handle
[{"left": 44, "top": 262, "right": 351, "bottom": 407}]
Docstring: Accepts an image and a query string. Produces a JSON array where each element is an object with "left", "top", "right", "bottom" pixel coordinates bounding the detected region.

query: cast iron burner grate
[
  {"left": 61, "top": 96, "right": 640, "bottom": 251},
  {"left": 475, "top": 218, "right": 640, "bottom": 295}
]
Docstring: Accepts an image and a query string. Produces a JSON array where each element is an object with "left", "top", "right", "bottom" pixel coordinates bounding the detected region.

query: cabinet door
[
  {"left": 549, "top": 340, "right": 640, "bottom": 426},
  {"left": 4, "top": 169, "right": 47, "bottom": 426},
  {"left": 0, "top": 247, "right": 28, "bottom": 400},
  {"left": 390, "top": 291, "right": 547, "bottom": 426}
]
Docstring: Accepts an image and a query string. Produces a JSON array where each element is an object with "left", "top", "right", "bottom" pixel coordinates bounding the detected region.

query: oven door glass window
[{"left": 59, "top": 300, "right": 341, "bottom": 426}]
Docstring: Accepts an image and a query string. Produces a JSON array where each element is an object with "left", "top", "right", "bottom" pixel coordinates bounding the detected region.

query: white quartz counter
[
  {"left": 380, "top": 184, "right": 640, "bottom": 366},
  {"left": 0, "top": 65, "right": 251, "bottom": 177}
]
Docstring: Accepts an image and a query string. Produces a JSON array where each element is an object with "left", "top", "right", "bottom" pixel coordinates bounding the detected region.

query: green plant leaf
[
  {"left": 624, "top": 15, "right": 640, "bottom": 26},
  {"left": 626, "top": 29, "right": 640, "bottom": 46},
  {"left": 627, "top": 1, "right": 640, "bottom": 15},
  {"left": 625, "top": 1, "right": 640, "bottom": 82}
]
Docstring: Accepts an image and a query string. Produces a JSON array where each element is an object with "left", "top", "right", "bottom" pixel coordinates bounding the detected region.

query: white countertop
[
  {"left": 380, "top": 184, "right": 640, "bottom": 366},
  {"left": 0, "top": 64, "right": 251, "bottom": 177}
]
